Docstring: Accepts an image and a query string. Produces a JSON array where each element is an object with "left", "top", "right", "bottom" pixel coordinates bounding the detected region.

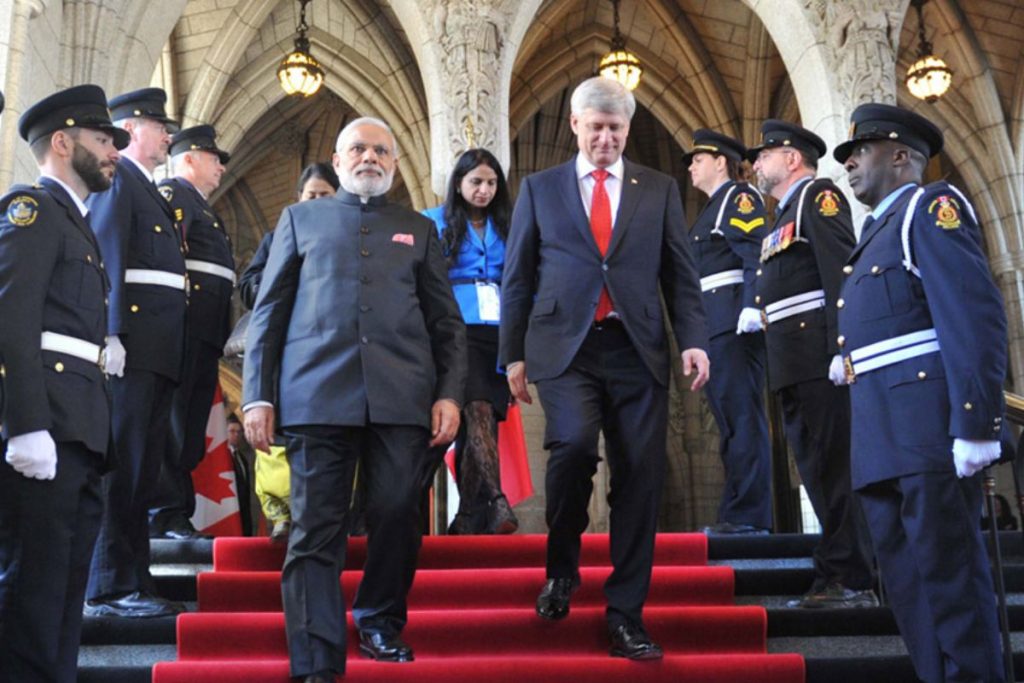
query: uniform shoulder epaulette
[
  {"left": 919, "top": 180, "right": 974, "bottom": 231},
  {"left": 727, "top": 185, "right": 766, "bottom": 234}
]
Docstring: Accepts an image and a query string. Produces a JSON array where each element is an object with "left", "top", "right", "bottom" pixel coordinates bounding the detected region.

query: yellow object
[{"left": 254, "top": 445, "right": 291, "bottom": 523}]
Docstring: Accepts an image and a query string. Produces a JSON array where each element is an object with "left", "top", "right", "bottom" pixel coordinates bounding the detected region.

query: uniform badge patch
[
  {"left": 928, "top": 195, "right": 961, "bottom": 230},
  {"left": 6, "top": 195, "right": 39, "bottom": 227},
  {"left": 159, "top": 185, "right": 174, "bottom": 202},
  {"left": 815, "top": 190, "right": 840, "bottom": 217},
  {"left": 734, "top": 192, "right": 756, "bottom": 215},
  {"left": 174, "top": 208, "right": 184, "bottom": 222},
  {"left": 729, "top": 216, "right": 765, "bottom": 234}
]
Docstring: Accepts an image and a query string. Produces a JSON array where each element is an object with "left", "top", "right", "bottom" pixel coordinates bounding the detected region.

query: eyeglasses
[{"left": 755, "top": 147, "right": 795, "bottom": 163}]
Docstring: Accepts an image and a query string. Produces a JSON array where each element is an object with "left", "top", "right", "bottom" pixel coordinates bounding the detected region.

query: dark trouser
[
  {"left": 151, "top": 337, "right": 221, "bottom": 528},
  {"left": 859, "top": 473, "right": 1004, "bottom": 683},
  {"left": 535, "top": 322, "right": 667, "bottom": 629},
  {"left": 706, "top": 331, "right": 772, "bottom": 529},
  {"left": 0, "top": 443, "right": 103, "bottom": 683},
  {"left": 281, "top": 423, "right": 432, "bottom": 678},
  {"left": 88, "top": 369, "right": 175, "bottom": 599},
  {"left": 777, "top": 379, "right": 873, "bottom": 590}
]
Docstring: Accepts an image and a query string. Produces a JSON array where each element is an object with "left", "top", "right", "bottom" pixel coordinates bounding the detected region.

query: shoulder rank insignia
[
  {"left": 815, "top": 189, "right": 840, "bottom": 217},
  {"left": 159, "top": 185, "right": 174, "bottom": 202},
  {"left": 6, "top": 195, "right": 39, "bottom": 227},
  {"left": 729, "top": 216, "right": 765, "bottom": 234},
  {"left": 928, "top": 195, "right": 961, "bottom": 230},
  {"left": 174, "top": 208, "right": 184, "bottom": 222},
  {"left": 734, "top": 192, "right": 756, "bottom": 215}
]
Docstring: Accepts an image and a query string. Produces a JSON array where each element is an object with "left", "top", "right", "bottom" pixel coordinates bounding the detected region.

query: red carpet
[{"left": 154, "top": 533, "right": 804, "bottom": 682}]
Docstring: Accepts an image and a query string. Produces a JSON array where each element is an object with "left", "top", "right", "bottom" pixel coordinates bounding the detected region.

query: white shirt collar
[
  {"left": 123, "top": 153, "right": 155, "bottom": 183},
  {"left": 40, "top": 174, "right": 89, "bottom": 217},
  {"left": 576, "top": 154, "right": 624, "bottom": 182}
]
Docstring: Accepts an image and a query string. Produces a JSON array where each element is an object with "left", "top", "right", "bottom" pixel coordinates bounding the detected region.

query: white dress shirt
[{"left": 575, "top": 154, "right": 624, "bottom": 229}]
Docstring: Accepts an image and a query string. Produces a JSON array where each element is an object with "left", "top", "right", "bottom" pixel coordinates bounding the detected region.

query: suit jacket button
[
  {"left": 799, "top": 321, "right": 806, "bottom": 329},
  {"left": 194, "top": 283, "right": 201, "bottom": 291},
  {"left": 843, "top": 265, "right": 853, "bottom": 275},
  {"left": 754, "top": 295, "right": 761, "bottom": 304},
  {"left": 361, "top": 249, "right": 370, "bottom": 257},
  {"left": 918, "top": 371, "right": 927, "bottom": 380},
  {"left": 837, "top": 335, "right": 845, "bottom": 347},
  {"left": 871, "top": 265, "right": 880, "bottom": 274},
  {"left": 55, "top": 362, "right": 65, "bottom": 373},
  {"left": 836, "top": 298, "right": 845, "bottom": 309},
  {"left": 154, "top": 225, "right": 162, "bottom": 233},
  {"left": 756, "top": 269, "right": 763, "bottom": 276}
]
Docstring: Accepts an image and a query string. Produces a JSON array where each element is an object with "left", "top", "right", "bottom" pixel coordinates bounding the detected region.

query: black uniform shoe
[
  {"left": 609, "top": 623, "right": 664, "bottom": 660},
  {"left": 358, "top": 631, "right": 414, "bottom": 662},
  {"left": 84, "top": 591, "right": 184, "bottom": 618},
  {"left": 699, "top": 522, "right": 770, "bottom": 536},
  {"left": 536, "top": 577, "right": 578, "bottom": 621}
]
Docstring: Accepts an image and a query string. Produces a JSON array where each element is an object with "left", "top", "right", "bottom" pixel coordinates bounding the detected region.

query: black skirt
[{"left": 464, "top": 324, "right": 510, "bottom": 421}]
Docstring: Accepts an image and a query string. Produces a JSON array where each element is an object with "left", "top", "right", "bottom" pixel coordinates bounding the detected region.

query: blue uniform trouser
[{"left": 705, "top": 330, "right": 772, "bottom": 529}]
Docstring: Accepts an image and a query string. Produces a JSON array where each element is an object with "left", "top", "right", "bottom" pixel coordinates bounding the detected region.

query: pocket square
[{"left": 392, "top": 233, "right": 415, "bottom": 246}]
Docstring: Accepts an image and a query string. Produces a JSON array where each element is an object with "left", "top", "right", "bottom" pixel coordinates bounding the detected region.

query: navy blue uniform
[
  {"left": 840, "top": 181, "right": 1005, "bottom": 682},
  {"left": 755, "top": 176, "right": 874, "bottom": 591},
  {"left": 150, "top": 177, "right": 235, "bottom": 530},
  {"left": 690, "top": 182, "right": 771, "bottom": 529},
  {"left": 0, "top": 179, "right": 110, "bottom": 682},
  {"left": 85, "top": 159, "right": 187, "bottom": 601}
]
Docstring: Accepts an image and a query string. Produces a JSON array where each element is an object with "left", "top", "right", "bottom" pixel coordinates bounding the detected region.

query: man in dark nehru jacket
[
  {"left": 243, "top": 116, "right": 465, "bottom": 683},
  {"left": 0, "top": 84, "right": 126, "bottom": 683},
  {"left": 85, "top": 88, "right": 187, "bottom": 618},
  {"left": 748, "top": 119, "right": 876, "bottom": 608},
  {"left": 150, "top": 125, "right": 234, "bottom": 539},
  {"left": 834, "top": 103, "right": 1006, "bottom": 683},
  {"left": 685, "top": 129, "right": 772, "bottom": 536}
]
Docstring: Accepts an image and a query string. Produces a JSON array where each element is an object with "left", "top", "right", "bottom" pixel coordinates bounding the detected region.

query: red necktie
[{"left": 590, "top": 169, "right": 614, "bottom": 321}]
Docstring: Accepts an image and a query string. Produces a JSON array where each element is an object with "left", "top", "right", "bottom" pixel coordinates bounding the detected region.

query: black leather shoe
[
  {"left": 84, "top": 591, "right": 184, "bottom": 618},
  {"left": 536, "top": 577, "right": 578, "bottom": 621},
  {"left": 358, "top": 631, "right": 414, "bottom": 662},
  {"left": 785, "top": 582, "right": 879, "bottom": 609},
  {"left": 699, "top": 522, "right": 770, "bottom": 536},
  {"left": 609, "top": 623, "right": 664, "bottom": 660},
  {"left": 299, "top": 672, "right": 333, "bottom": 683}
]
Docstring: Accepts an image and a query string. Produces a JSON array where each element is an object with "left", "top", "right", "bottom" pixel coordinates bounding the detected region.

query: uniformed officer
[
  {"left": 834, "top": 103, "right": 1005, "bottom": 682},
  {"left": 84, "top": 88, "right": 186, "bottom": 618},
  {"left": 748, "top": 120, "right": 876, "bottom": 608},
  {"left": 684, "top": 130, "right": 772, "bottom": 535},
  {"left": 149, "top": 125, "right": 235, "bottom": 539},
  {"left": 0, "top": 84, "right": 125, "bottom": 682}
]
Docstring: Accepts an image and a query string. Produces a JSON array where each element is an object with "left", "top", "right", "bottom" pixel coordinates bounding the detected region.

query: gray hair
[
  {"left": 335, "top": 116, "right": 400, "bottom": 158},
  {"left": 570, "top": 77, "right": 636, "bottom": 120},
  {"left": 170, "top": 150, "right": 198, "bottom": 172}
]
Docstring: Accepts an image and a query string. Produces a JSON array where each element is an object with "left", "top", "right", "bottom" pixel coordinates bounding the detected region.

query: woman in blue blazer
[{"left": 423, "top": 149, "right": 516, "bottom": 534}]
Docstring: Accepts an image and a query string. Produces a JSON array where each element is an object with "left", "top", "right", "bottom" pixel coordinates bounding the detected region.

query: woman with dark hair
[{"left": 423, "top": 148, "right": 518, "bottom": 534}]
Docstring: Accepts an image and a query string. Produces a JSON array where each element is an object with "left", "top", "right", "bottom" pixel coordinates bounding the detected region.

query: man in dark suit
[
  {"left": 499, "top": 76, "right": 709, "bottom": 660},
  {"left": 150, "top": 125, "right": 234, "bottom": 539},
  {"left": 243, "top": 117, "right": 465, "bottom": 683},
  {"left": 748, "top": 120, "right": 875, "bottom": 608},
  {"left": 225, "top": 414, "right": 257, "bottom": 536},
  {"left": 0, "top": 84, "right": 125, "bottom": 683},
  {"left": 835, "top": 104, "right": 1005, "bottom": 683},
  {"left": 85, "top": 88, "right": 187, "bottom": 618},
  {"left": 685, "top": 129, "right": 772, "bottom": 536}
]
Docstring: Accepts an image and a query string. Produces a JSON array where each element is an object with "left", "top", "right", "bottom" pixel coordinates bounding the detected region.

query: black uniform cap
[
  {"left": 18, "top": 84, "right": 130, "bottom": 150},
  {"left": 682, "top": 129, "right": 746, "bottom": 165},
  {"left": 169, "top": 125, "right": 230, "bottom": 165},
  {"left": 833, "top": 103, "right": 944, "bottom": 163},
  {"left": 746, "top": 119, "right": 827, "bottom": 163},
  {"left": 108, "top": 87, "right": 179, "bottom": 132}
]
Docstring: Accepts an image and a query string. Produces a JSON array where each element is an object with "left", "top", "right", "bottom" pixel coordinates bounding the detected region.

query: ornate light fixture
[
  {"left": 277, "top": 0, "right": 324, "bottom": 97},
  {"left": 905, "top": 0, "right": 953, "bottom": 103},
  {"left": 599, "top": 0, "right": 642, "bottom": 91}
]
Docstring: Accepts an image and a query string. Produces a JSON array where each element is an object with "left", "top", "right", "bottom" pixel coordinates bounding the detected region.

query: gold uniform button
[
  {"left": 871, "top": 265, "right": 880, "bottom": 274},
  {"left": 964, "top": 402, "right": 973, "bottom": 411},
  {"left": 837, "top": 335, "right": 845, "bottom": 347},
  {"left": 154, "top": 225, "right": 162, "bottom": 233},
  {"left": 131, "top": 304, "right": 140, "bottom": 313},
  {"left": 214, "top": 222, "right": 220, "bottom": 228},
  {"left": 836, "top": 298, "right": 845, "bottom": 309},
  {"left": 55, "top": 362, "right": 65, "bottom": 373},
  {"left": 86, "top": 254, "right": 93, "bottom": 263},
  {"left": 842, "top": 265, "right": 853, "bottom": 275},
  {"left": 754, "top": 295, "right": 761, "bottom": 304},
  {"left": 193, "top": 283, "right": 201, "bottom": 291},
  {"left": 917, "top": 371, "right": 927, "bottom": 380},
  {"left": 756, "top": 269, "right": 763, "bottom": 276},
  {"left": 799, "top": 321, "right": 806, "bottom": 329}
]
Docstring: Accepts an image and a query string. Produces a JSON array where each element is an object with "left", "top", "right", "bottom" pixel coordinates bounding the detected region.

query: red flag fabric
[
  {"left": 190, "top": 385, "right": 243, "bottom": 536},
  {"left": 443, "top": 402, "right": 533, "bottom": 508}
]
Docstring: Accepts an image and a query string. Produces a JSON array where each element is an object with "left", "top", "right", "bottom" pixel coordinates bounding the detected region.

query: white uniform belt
[
  {"left": 848, "top": 328, "right": 940, "bottom": 375},
  {"left": 185, "top": 259, "right": 236, "bottom": 285},
  {"left": 40, "top": 331, "right": 102, "bottom": 366},
  {"left": 125, "top": 268, "right": 187, "bottom": 290},
  {"left": 764, "top": 289, "right": 825, "bottom": 324},
  {"left": 700, "top": 269, "right": 744, "bottom": 292}
]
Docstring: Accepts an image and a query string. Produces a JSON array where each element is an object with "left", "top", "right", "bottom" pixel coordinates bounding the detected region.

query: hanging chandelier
[
  {"left": 599, "top": 0, "right": 642, "bottom": 91},
  {"left": 278, "top": 0, "right": 324, "bottom": 97},
  {"left": 905, "top": 0, "right": 953, "bottom": 103}
]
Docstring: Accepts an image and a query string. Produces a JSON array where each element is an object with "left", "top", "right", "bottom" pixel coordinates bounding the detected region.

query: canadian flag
[{"left": 190, "top": 384, "right": 243, "bottom": 536}]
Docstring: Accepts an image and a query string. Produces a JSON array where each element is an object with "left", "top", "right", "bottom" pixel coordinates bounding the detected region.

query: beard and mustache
[
  {"left": 338, "top": 162, "right": 394, "bottom": 198},
  {"left": 72, "top": 141, "right": 116, "bottom": 193}
]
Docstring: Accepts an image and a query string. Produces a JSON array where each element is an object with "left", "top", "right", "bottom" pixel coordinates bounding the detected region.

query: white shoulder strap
[
  {"left": 900, "top": 187, "right": 927, "bottom": 278},
  {"left": 793, "top": 179, "right": 815, "bottom": 240},
  {"left": 711, "top": 184, "right": 740, "bottom": 236}
]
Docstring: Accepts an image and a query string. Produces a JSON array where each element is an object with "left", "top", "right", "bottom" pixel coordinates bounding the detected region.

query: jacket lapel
[
  {"left": 606, "top": 159, "right": 642, "bottom": 257},
  {"left": 848, "top": 188, "right": 913, "bottom": 263},
  {"left": 38, "top": 177, "right": 98, "bottom": 246},
  {"left": 122, "top": 159, "right": 175, "bottom": 219},
  {"left": 557, "top": 160, "right": 600, "bottom": 256}
]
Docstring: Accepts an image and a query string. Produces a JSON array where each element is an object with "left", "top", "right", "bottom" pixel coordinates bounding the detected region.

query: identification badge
[{"left": 476, "top": 282, "right": 500, "bottom": 322}]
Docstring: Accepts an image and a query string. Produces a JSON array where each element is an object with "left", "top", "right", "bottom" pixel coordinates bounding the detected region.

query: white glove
[
  {"left": 103, "top": 335, "right": 126, "bottom": 377},
  {"left": 828, "top": 354, "right": 848, "bottom": 386},
  {"left": 953, "top": 438, "right": 1000, "bottom": 478},
  {"left": 5, "top": 430, "right": 57, "bottom": 480},
  {"left": 736, "top": 307, "right": 764, "bottom": 334}
]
